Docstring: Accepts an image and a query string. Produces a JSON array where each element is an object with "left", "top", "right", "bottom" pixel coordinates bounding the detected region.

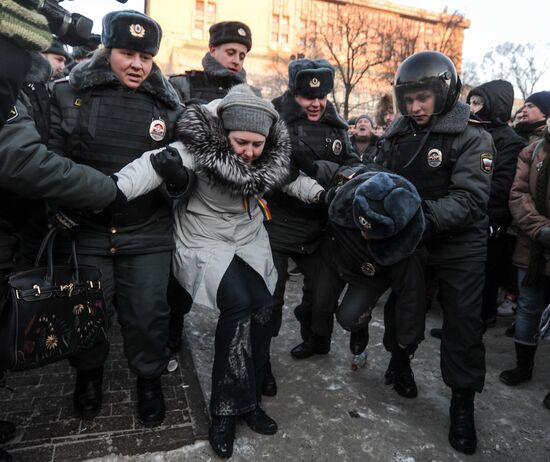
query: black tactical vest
[
  {"left": 380, "top": 131, "right": 457, "bottom": 201},
  {"left": 22, "top": 83, "right": 50, "bottom": 145},
  {"left": 67, "top": 88, "right": 177, "bottom": 226},
  {"left": 188, "top": 71, "right": 231, "bottom": 103}
]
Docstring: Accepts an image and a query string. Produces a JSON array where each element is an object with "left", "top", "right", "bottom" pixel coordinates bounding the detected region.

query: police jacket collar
[
  {"left": 272, "top": 90, "right": 348, "bottom": 129},
  {"left": 69, "top": 55, "right": 181, "bottom": 109},
  {"left": 384, "top": 101, "right": 471, "bottom": 138},
  {"left": 202, "top": 52, "right": 247, "bottom": 84}
]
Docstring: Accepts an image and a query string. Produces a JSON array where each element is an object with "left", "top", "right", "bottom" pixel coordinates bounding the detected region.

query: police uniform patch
[
  {"left": 427, "top": 148, "right": 443, "bottom": 168},
  {"left": 309, "top": 78, "right": 320, "bottom": 88},
  {"left": 480, "top": 152, "right": 493, "bottom": 174},
  {"left": 130, "top": 24, "right": 145, "bottom": 38},
  {"left": 6, "top": 106, "right": 18, "bottom": 122},
  {"left": 237, "top": 27, "right": 247, "bottom": 37},
  {"left": 332, "top": 139, "right": 342, "bottom": 156},
  {"left": 74, "top": 98, "right": 82, "bottom": 107},
  {"left": 149, "top": 119, "right": 166, "bottom": 141},
  {"left": 361, "top": 262, "right": 376, "bottom": 277}
]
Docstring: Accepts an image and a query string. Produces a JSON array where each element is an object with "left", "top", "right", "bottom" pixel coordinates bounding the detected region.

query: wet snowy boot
[
  {"left": 262, "top": 360, "right": 277, "bottom": 397},
  {"left": 137, "top": 376, "right": 165, "bottom": 427},
  {"left": 390, "top": 348, "right": 417, "bottom": 399},
  {"left": 209, "top": 415, "right": 236, "bottom": 459},
  {"left": 499, "top": 343, "right": 536, "bottom": 386},
  {"left": 349, "top": 326, "right": 369, "bottom": 355},
  {"left": 73, "top": 366, "right": 104, "bottom": 420},
  {"left": 242, "top": 406, "right": 278, "bottom": 435},
  {"left": 449, "top": 388, "right": 477, "bottom": 455},
  {"left": 290, "top": 333, "right": 330, "bottom": 359}
]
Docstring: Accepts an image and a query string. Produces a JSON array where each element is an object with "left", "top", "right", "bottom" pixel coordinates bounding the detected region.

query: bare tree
[{"left": 482, "top": 42, "right": 549, "bottom": 99}]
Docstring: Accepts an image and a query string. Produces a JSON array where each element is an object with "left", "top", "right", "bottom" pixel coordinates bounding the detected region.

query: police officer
[
  {"left": 49, "top": 10, "right": 183, "bottom": 427},
  {"left": 0, "top": 52, "right": 119, "bottom": 461},
  {"left": 376, "top": 51, "right": 494, "bottom": 455},
  {"left": 265, "top": 59, "right": 359, "bottom": 383},
  {"left": 170, "top": 21, "right": 255, "bottom": 104}
]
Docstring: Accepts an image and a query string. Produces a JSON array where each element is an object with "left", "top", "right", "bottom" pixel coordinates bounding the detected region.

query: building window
[
  {"left": 194, "top": 0, "right": 216, "bottom": 39},
  {"left": 271, "top": 13, "right": 290, "bottom": 46}
]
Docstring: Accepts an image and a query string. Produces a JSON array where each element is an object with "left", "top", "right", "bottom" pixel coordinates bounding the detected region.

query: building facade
[{"left": 145, "top": 0, "right": 469, "bottom": 114}]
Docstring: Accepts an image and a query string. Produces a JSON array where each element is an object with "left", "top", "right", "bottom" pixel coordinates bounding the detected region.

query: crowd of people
[{"left": 1, "top": 2, "right": 550, "bottom": 461}]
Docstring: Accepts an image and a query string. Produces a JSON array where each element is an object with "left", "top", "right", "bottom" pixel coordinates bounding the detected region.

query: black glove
[
  {"left": 314, "top": 186, "right": 339, "bottom": 206},
  {"left": 537, "top": 227, "right": 550, "bottom": 247},
  {"left": 151, "top": 146, "right": 190, "bottom": 190}
]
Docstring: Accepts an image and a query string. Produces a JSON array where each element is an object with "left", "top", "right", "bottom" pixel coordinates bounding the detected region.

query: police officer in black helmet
[{"left": 377, "top": 51, "right": 495, "bottom": 455}]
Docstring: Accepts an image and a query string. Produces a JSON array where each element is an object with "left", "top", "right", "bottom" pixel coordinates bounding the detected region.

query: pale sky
[{"left": 65, "top": 0, "right": 550, "bottom": 92}]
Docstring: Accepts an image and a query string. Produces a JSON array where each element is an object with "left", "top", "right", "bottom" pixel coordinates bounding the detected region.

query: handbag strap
[{"left": 34, "top": 227, "right": 80, "bottom": 283}]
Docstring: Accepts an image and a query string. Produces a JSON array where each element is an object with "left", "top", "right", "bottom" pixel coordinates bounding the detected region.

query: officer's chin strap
[{"left": 402, "top": 114, "right": 438, "bottom": 169}]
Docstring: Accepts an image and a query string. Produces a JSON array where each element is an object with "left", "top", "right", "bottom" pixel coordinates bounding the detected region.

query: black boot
[
  {"left": 0, "top": 421, "right": 15, "bottom": 445},
  {"left": 0, "top": 448, "right": 12, "bottom": 462},
  {"left": 389, "top": 348, "right": 417, "bottom": 398},
  {"left": 499, "top": 342, "right": 536, "bottom": 386},
  {"left": 209, "top": 415, "right": 236, "bottom": 459},
  {"left": 543, "top": 392, "right": 550, "bottom": 410},
  {"left": 262, "top": 361, "right": 277, "bottom": 397},
  {"left": 349, "top": 326, "right": 369, "bottom": 355},
  {"left": 290, "top": 333, "right": 330, "bottom": 360},
  {"left": 294, "top": 305, "right": 312, "bottom": 342},
  {"left": 73, "top": 366, "right": 104, "bottom": 420},
  {"left": 137, "top": 376, "right": 165, "bottom": 427},
  {"left": 449, "top": 388, "right": 477, "bottom": 455},
  {"left": 242, "top": 406, "right": 278, "bottom": 435}
]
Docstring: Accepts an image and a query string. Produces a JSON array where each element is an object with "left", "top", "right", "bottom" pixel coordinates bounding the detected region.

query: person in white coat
[{"left": 114, "top": 84, "right": 323, "bottom": 459}]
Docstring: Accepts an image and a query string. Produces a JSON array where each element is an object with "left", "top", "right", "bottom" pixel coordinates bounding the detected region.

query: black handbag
[{"left": 0, "top": 227, "right": 107, "bottom": 371}]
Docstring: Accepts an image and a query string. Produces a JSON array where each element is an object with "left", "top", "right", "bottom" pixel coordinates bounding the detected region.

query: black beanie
[
  {"left": 525, "top": 91, "right": 550, "bottom": 118},
  {"left": 44, "top": 36, "right": 70, "bottom": 60},
  {"left": 209, "top": 21, "right": 252, "bottom": 51},
  {"left": 102, "top": 10, "right": 162, "bottom": 56}
]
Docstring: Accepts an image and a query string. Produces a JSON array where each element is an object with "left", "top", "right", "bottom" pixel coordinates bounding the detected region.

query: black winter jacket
[{"left": 468, "top": 80, "right": 527, "bottom": 227}]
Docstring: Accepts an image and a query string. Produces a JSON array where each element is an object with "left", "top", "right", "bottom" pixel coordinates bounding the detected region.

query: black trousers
[
  {"left": 167, "top": 272, "right": 193, "bottom": 350},
  {"left": 270, "top": 249, "right": 332, "bottom": 337},
  {"left": 386, "top": 259, "right": 486, "bottom": 392},
  {"left": 211, "top": 256, "right": 274, "bottom": 416},
  {"left": 315, "top": 250, "right": 426, "bottom": 348},
  {"left": 482, "top": 232, "right": 517, "bottom": 322}
]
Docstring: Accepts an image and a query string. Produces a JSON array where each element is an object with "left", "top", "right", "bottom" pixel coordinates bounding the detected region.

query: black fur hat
[
  {"left": 288, "top": 59, "right": 334, "bottom": 98},
  {"left": 209, "top": 21, "right": 252, "bottom": 51},
  {"left": 101, "top": 10, "right": 162, "bottom": 56},
  {"left": 45, "top": 36, "right": 69, "bottom": 60},
  {"left": 329, "top": 171, "right": 425, "bottom": 266}
]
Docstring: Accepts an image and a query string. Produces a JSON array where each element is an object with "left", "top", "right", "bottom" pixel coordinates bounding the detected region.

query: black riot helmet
[{"left": 393, "top": 51, "right": 462, "bottom": 118}]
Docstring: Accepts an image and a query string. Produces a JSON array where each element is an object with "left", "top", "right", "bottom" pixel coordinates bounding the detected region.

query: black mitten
[
  {"left": 537, "top": 227, "right": 550, "bottom": 247},
  {"left": 151, "top": 146, "right": 190, "bottom": 190}
]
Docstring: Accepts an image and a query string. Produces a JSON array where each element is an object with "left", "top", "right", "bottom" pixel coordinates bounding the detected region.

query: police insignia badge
[
  {"left": 536, "top": 161, "right": 544, "bottom": 172},
  {"left": 332, "top": 139, "right": 343, "bottom": 156},
  {"left": 427, "top": 148, "right": 443, "bottom": 168},
  {"left": 149, "top": 119, "right": 166, "bottom": 141},
  {"left": 130, "top": 24, "right": 145, "bottom": 38},
  {"left": 480, "top": 152, "right": 493, "bottom": 174},
  {"left": 358, "top": 216, "right": 372, "bottom": 230},
  {"left": 6, "top": 106, "right": 18, "bottom": 122},
  {"left": 74, "top": 98, "right": 82, "bottom": 107},
  {"left": 309, "top": 78, "right": 320, "bottom": 88},
  {"left": 238, "top": 28, "right": 247, "bottom": 36}
]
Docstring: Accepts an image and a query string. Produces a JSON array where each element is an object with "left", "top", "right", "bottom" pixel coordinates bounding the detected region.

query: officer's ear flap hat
[
  {"left": 209, "top": 21, "right": 252, "bottom": 51},
  {"left": 101, "top": 10, "right": 162, "bottom": 56},
  {"left": 329, "top": 171, "right": 425, "bottom": 266},
  {"left": 288, "top": 59, "right": 335, "bottom": 98}
]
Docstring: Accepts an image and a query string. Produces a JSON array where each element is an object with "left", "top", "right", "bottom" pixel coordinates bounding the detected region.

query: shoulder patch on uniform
[
  {"left": 480, "top": 152, "right": 493, "bottom": 174},
  {"left": 74, "top": 97, "right": 82, "bottom": 107},
  {"left": 6, "top": 106, "right": 18, "bottom": 122}
]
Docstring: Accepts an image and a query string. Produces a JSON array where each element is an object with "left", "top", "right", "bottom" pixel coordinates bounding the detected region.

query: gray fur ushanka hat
[{"left": 329, "top": 171, "right": 425, "bottom": 266}]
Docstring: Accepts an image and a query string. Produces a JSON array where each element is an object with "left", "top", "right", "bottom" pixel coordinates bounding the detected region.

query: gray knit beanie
[{"left": 217, "top": 84, "right": 279, "bottom": 137}]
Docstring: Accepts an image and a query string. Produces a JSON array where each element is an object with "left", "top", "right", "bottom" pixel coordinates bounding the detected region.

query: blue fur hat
[
  {"left": 102, "top": 10, "right": 162, "bottom": 56},
  {"left": 329, "top": 171, "right": 425, "bottom": 266},
  {"left": 288, "top": 59, "right": 334, "bottom": 98}
]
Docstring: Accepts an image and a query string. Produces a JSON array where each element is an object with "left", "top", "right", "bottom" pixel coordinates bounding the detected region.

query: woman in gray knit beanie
[{"left": 114, "top": 84, "right": 324, "bottom": 459}]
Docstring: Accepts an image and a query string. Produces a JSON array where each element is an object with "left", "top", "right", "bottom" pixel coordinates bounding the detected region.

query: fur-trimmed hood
[
  {"left": 175, "top": 104, "right": 291, "bottom": 197},
  {"left": 69, "top": 53, "right": 180, "bottom": 108},
  {"left": 272, "top": 90, "right": 348, "bottom": 129},
  {"left": 384, "top": 101, "right": 471, "bottom": 138},
  {"left": 26, "top": 52, "right": 51, "bottom": 84}
]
